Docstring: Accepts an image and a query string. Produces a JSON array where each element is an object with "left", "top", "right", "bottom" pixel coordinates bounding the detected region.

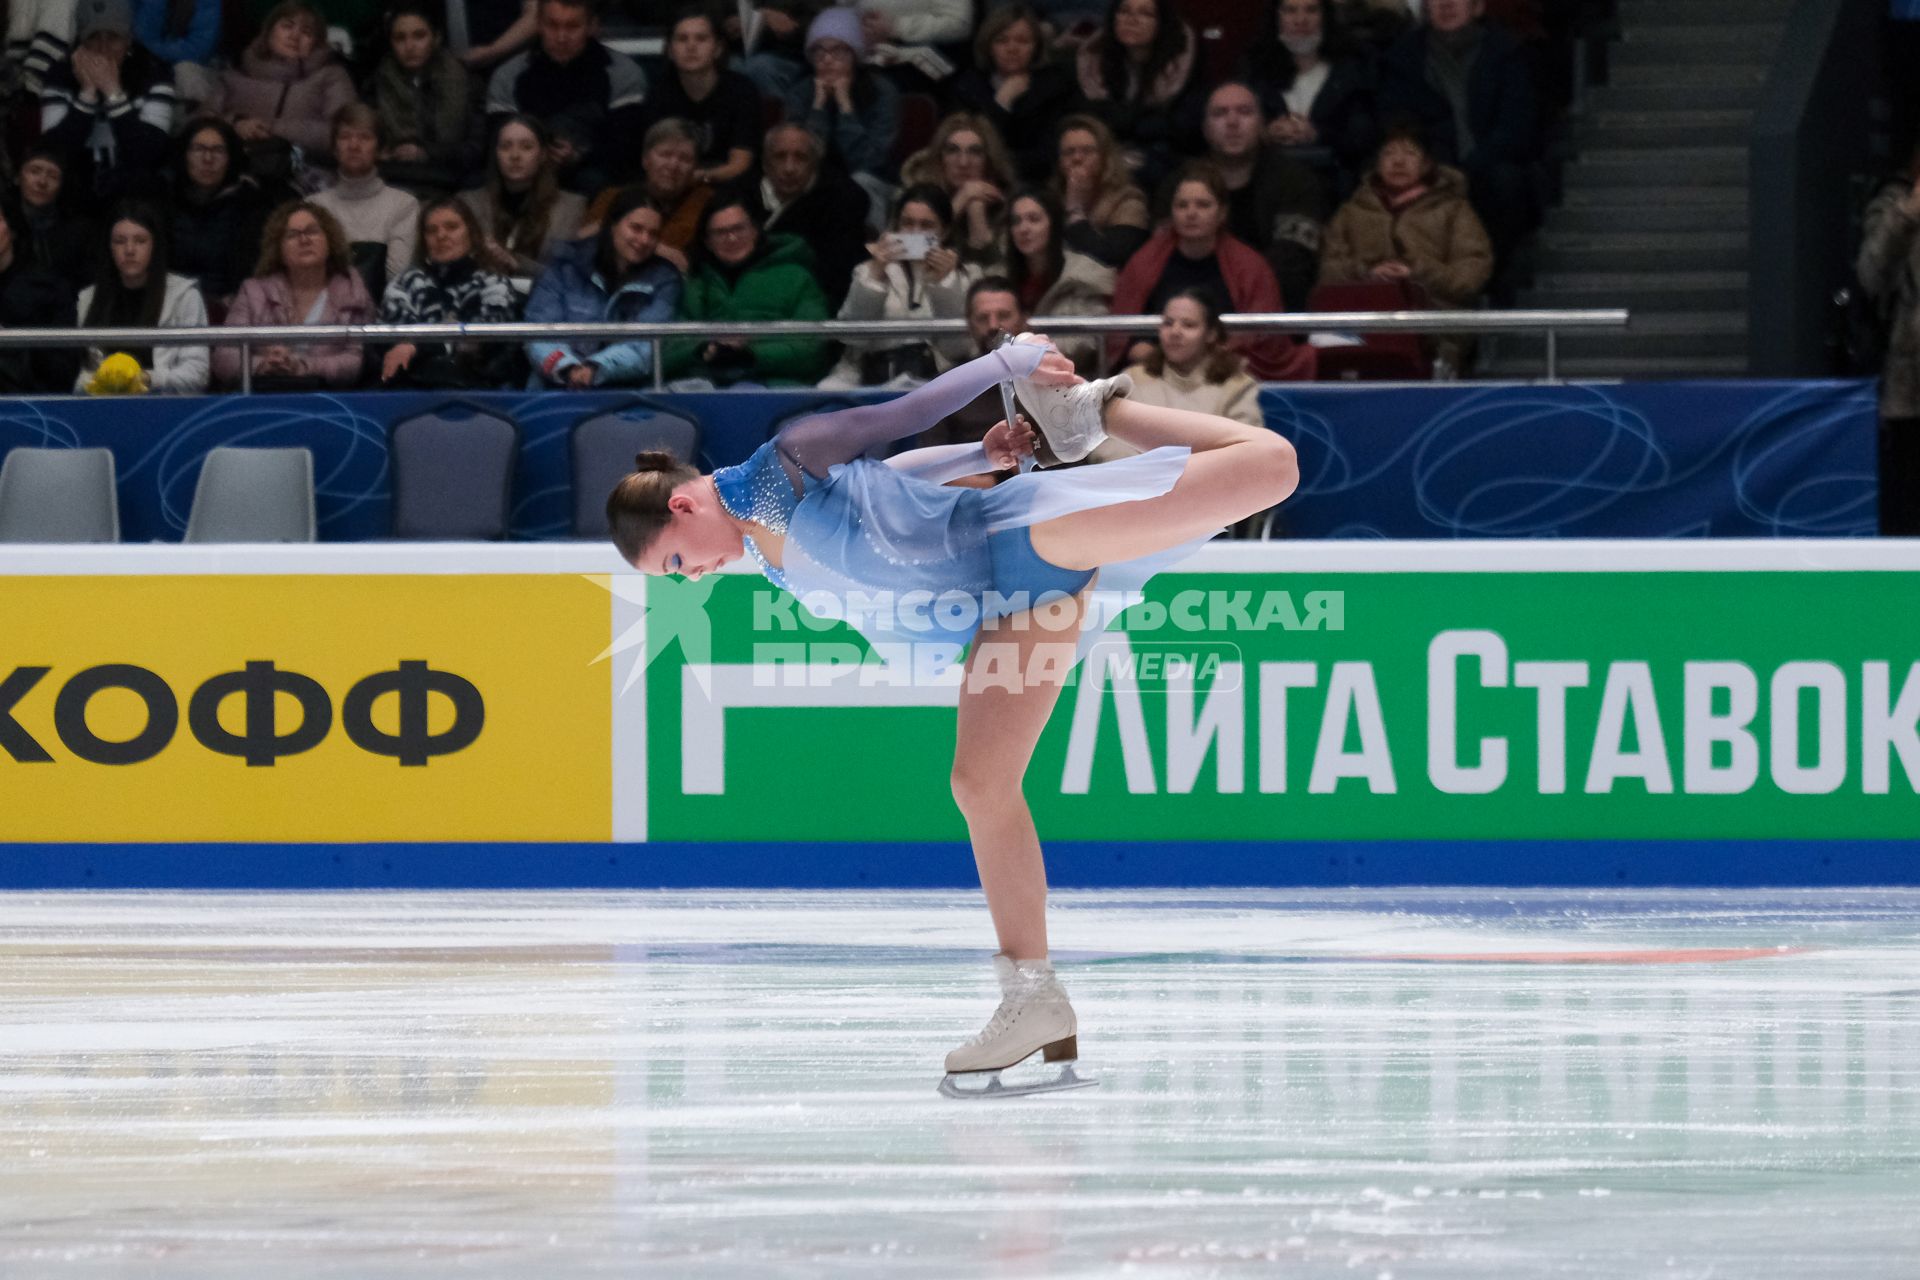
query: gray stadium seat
[
  {"left": 184, "top": 447, "right": 317, "bottom": 543},
  {"left": 390, "top": 403, "right": 521, "bottom": 540},
  {"left": 571, "top": 401, "right": 702, "bottom": 538},
  {"left": 0, "top": 447, "right": 120, "bottom": 543}
]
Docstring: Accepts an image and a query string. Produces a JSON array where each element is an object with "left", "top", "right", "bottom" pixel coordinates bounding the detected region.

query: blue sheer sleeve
[
  {"left": 885, "top": 441, "right": 994, "bottom": 484},
  {"left": 772, "top": 342, "right": 1047, "bottom": 491}
]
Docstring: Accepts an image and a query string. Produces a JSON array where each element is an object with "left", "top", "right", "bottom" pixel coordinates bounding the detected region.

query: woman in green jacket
[{"left": 663, "top": 193, "right": 832, "bottom": 388}]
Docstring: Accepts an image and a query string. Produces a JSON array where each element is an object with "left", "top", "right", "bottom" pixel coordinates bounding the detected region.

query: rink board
[{"left": 2, "top": 541, "right": 1919, "bottom": 887}]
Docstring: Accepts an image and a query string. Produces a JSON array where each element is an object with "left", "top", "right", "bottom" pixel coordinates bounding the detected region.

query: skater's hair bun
[
  {"left": 631, "top": 449, "right": 688, "bottom": 473},
  {"left": 607, "top": 450, "right": 702, "bottom": 566}
]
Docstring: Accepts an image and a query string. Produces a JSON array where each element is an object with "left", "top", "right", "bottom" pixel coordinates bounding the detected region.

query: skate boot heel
[{"left": 1043, "top": 1035, "right": 1077, "bottom": 1063}]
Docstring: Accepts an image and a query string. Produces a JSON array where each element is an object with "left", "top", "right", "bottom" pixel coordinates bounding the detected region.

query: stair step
[
  {"left": 1608, "top": 62, "right": 1768, "bottom": 89},
  {"left": 1616, "top": 1, "right": 1795, "bottom": 27},
  {"left": 1526, "top": 270, "right": 1749, "bottom": 312},
  {"left": 1570, "top": 146, "right": 1748, "bottom": 186},
  {"left": 1537, "top": 230, "right": 1747, "bottom": 273},
  {"left": 1560, "top": 186, "right": 1749, "bottom": 208},
  {"left": 1586, "top": 83, "right": 1765, "bottom": 112},
  {"left": 1575, "top": 114, "right": 1751, "bottom": 150},
  {"left": 1549, "top": 198, "right": 1746, "bottom": 234},
  {"left": 1615, "top": 22, "right": 1783, "bottom": 52}
]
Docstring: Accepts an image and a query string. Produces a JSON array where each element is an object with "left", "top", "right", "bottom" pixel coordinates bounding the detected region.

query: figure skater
[{"left": 608, "top": 335, "right": 1298, "bottom": 1096}]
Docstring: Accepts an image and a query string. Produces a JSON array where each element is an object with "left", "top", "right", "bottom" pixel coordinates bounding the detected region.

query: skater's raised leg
[{"left": 1029, "top": 397, "right": 1298, "bottom": 571}]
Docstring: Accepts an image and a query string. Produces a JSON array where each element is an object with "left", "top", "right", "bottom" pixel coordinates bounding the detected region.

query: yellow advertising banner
[{"left": 0, "top": 574, "right": 611, "bottom": 841}]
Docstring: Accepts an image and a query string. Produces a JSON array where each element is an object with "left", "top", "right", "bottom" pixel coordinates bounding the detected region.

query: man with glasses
[{"left": 729, "top": 122, "right": 873, "bottom": 308}]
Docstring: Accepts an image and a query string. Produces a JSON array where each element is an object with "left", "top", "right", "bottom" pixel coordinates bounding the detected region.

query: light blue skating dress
[{"left": 710, "top": 343, "right": 1203, "bottom": 668}]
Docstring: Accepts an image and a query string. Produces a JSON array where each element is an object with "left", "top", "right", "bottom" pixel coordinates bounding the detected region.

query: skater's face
[
  {"left": 495, "top": 122, "right": 542, "bottom": 185},
  {"left": 1008, "top": 195, "right": 1052, "bottom": 259},
  {"left": 642, "top": 488, "right": 744, "bottom": 579},
  {"left": 1170, "top": 180, "right": 1224, "bottom": 246},
  {"left": 389, "top": 13, "right": 437, "bottom": 71},
  {"left": 1157, "top": 295, "right": 1216, "bottom": 369}
]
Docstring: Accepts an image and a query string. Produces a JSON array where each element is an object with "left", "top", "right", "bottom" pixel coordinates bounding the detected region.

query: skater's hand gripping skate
[
  {"left": 1010, "top": 333, "right": 1084, "bottom": 388},
  {"left": 984, "top": 413, "right": 1038, "bottom": 470}
]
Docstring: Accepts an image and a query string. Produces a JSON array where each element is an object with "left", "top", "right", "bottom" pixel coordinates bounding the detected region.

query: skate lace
[
  {"left": 965, "top": 994, "right": 1021, "bottom": 1047},
  {"left": 965, "top": 973, "right": 1061, "bottom": 1047}
]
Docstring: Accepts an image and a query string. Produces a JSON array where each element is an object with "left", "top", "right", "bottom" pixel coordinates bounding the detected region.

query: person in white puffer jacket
[{"left": 74, "top": 197, "right": 210, "bottom": 394}]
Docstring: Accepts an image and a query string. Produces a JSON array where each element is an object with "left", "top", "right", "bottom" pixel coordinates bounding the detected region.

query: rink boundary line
[
  {"left": 3, "top": 837, "right": 1918, "bottom": 890},
  {"left": 2, "top": 540, "right": 1920, "bottom": 575}
]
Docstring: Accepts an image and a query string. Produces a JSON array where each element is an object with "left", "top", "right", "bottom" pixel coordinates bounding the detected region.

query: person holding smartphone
[{"left": 817, "top": 184, "right": 976, "bottom": 389}]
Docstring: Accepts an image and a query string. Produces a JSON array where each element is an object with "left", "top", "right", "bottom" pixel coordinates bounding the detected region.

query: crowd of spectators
[{"left": 0, "top": 0, "right": 1571, "bottom": 400}]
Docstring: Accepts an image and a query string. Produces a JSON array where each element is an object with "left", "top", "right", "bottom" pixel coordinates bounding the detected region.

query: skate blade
[{"left": 937, "top": 1060, "right": 1099, "bottom": 1100}]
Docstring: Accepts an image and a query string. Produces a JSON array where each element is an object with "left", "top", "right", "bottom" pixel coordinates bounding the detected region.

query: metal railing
[{"left": 0, "top": 309, "right": 1630, "bottom": 392}]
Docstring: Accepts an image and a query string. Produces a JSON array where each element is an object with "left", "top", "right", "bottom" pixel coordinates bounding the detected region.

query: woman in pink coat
[
  {"left": 214, "top": 200, "right": 374, "bottom": 388},
  {"left": 213, "top": 0, "right": 358, "bottom": 162}
]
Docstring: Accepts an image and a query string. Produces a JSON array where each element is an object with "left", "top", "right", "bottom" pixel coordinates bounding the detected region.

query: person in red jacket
[{"left": 1108, "top": 160, "right": 1315, "bottom": 381}]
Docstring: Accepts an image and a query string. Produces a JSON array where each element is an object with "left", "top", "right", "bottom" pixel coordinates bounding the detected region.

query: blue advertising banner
[{"left": 0, "top": 380, "right": 1878, "bottom": 542}]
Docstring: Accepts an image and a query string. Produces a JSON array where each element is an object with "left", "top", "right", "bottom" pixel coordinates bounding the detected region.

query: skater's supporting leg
[
  {"left": 1028, "top": 400, "right": 1298, "bottom": 571},
  {"left": 950, "top": 591, "right": 1087, "bottom": 960}
]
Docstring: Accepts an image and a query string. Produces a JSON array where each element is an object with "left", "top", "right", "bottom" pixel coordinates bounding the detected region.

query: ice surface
[{"left": 2, "top": 889, "right": 1917, "bottom": 1278}]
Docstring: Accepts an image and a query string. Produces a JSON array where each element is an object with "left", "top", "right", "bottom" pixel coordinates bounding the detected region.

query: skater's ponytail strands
[{"left": 608, "top": 451, "right": 701, "bottom": 566}]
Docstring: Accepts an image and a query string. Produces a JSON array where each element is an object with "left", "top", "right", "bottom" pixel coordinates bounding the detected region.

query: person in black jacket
[
  {"left": 948, "top": 4, "right": 1075, "bottom": 183},
  {"left": 1183, "top": 81, "right": 1327, "bottom": 310},
  {"left": 168, "top": 117, "right": 288, "bottom": 316},
  {"left": 1376, "top": 0, "right": 1538, "bottom": 262},
  {"left": 3, "top": 146, "right": 101, "bottom": 292},
  {"left": 483, "top": 0, "right": 648, "bottom": 194},
  {"left": 1241, "top": 0, "right": 1378, "bottom": 190},
  {"left": 37, "top": 0, "right": 175, "bottom": 202},
  {"left": 729, "top": 122, "right": 874, "bottom": 310},
  {"left": 0, "top": 204, "right": 82, "bottom": 394}
]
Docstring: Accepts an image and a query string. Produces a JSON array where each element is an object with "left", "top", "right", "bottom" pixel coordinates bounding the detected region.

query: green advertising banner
[{"left": 639, "top": 545, "right": 1920, "bottom": 845}]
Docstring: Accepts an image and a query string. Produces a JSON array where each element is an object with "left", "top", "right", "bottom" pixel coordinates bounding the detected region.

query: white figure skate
[
  {"left": 938, "top": 955, "right": 1098, "bottom": 1100},
  {"left": 1008, "top": 333, "right": 1132, "bottom": 464}
]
